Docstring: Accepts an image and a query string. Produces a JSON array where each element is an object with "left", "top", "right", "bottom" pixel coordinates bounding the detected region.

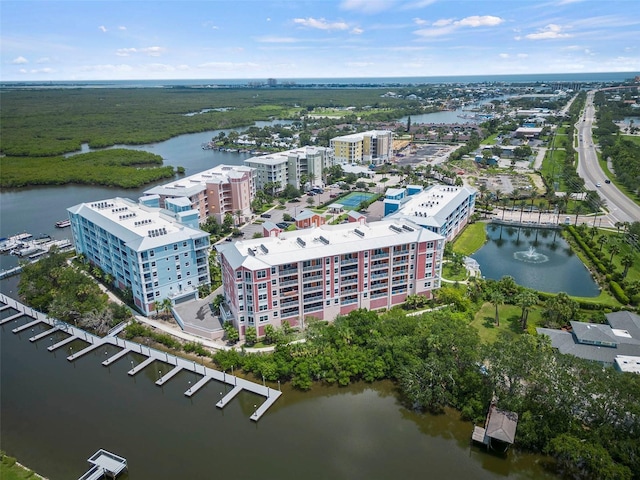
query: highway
[{"left": 576, "top": 90, "right": 640, "bottom": 225}]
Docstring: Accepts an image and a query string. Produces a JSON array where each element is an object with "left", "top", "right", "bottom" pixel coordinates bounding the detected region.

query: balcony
[
  {"left": 340, "top": 258, "right": 358, "bottom": 266},
  {"left": 302, "top": 284, "right": 323, "bottom": 293},
  {"left": 281, "top": 308, "right": 299, "bottom": 318},
  {"left": 341, "top": 297, "right": 358, "bottom": 306},
  {"left": 280, "top": 279, "right": 299, "bottom": 287},
  {"left": 371, "top": 252, "right": 389, "bottom": 260},
  {"left": 303, "top": 293, "right": 323, "bottom": 303},
  {"left": 281, "top": 299, "right": 299, "bottom": 308},
  {"left": 304, "top": 303, "right": 324, "bottom": 313},
  {"left": 340, "top": 265, "right": 358, "bottom": 275},
  {"left": 280, "top": 267, "right": 298, "bottom": 276},
  {"left": 302, "top": 264, "right": 323, "bottom": 272},
  {"left": 341, "top": 277, "right": 358, "bottom": 285},
  {"left": 302, "top": 273, "right": 323, "bottom": 282}
]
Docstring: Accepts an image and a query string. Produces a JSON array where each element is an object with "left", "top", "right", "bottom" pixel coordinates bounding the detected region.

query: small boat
[{"left": 55, "top": 219, "right": 71, "bottom": 228}]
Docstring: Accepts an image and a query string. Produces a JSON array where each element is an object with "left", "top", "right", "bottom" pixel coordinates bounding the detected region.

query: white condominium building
[
  {"left": 244, "top": 146, "right": 333, "bottom": 192},
  {"left": 385, "top": 185, "right": 477, "bottom": 242}
]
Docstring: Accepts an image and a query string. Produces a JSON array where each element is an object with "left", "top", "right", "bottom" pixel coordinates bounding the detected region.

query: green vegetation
[
  {"left": 0, "top": 87, "right": 421, "bottom": 157},
  {"left": 18, "top": 250, "right": 133, "bottom": 334},
  {"left": 0, "top": 452, "right": 41, "bottom": 480},
  {"left": 451, "top": 222, "right": 486, "bottom": 255},
  {"left": 1, "top": 149, "right": 175, "bottom": 188}
]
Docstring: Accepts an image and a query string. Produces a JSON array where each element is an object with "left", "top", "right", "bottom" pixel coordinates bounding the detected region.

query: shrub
[{"left": 610, "top": 281, "right": 630, "bottom": 305}]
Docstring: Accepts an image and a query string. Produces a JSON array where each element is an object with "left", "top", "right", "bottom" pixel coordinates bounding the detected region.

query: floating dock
[{"left": 1, "top": 293, "right": 282, "bottom": 421}]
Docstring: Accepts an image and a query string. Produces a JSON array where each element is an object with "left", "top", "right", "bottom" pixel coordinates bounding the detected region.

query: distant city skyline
[{"left": 1, "top": 0, "right": 639, "bottom": 81}]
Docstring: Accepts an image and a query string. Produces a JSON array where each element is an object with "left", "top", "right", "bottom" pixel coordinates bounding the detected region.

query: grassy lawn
[
  {"left": 540, "top": 148, "right": 566, "bottom": 185},
  {"left": 471, "top": 302, "right": 544, "bottom": 344},
  {"left": 442, "top": 263, "right": 469, "bottom": 281},
  {"left": 483, "top": 133, "right": 499, "bottom": 145},
  {"left": 452, "top": 222, "right": 487, "bottom": 256},
  {"left": 593, "top": 229, "right": 640, "bottom": 283},
  {"left": 0, "top": 454, "right": 41, "bottom": 480}
]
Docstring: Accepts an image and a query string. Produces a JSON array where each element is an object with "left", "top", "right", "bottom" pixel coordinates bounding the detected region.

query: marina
[{"left": 0, "top": 293, "right": 282, "bottom": 422}]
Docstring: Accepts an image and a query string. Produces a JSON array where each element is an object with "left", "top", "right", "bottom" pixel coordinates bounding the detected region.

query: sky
[{"left": 1, "top": 0, "right": 639, "bottom": 81}]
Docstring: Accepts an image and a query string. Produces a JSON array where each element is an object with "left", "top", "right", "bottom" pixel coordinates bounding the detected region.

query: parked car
[
  {"left": 329, "top": 194, "right": 338, "bottom": 198},
  {"left": 276, "top": 222, "right": 289, "bottom": 229},
  {"left": 260, "top": 213, "right": 271, "bottom": 218},
  {"left": 605, "top": 179, "right": 611, "bottom": 184}
]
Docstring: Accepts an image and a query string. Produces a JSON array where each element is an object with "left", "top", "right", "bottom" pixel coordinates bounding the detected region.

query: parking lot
[{"left": 219, "top": 174, "right": 401, "bottom": 244}]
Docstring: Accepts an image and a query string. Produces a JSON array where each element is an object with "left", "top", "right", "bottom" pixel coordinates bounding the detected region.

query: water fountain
[{"left": 513, "top": 246, "right": 549, "bottom": 264}]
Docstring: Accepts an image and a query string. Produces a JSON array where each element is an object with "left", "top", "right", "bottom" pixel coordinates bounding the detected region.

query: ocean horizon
[{"left": 1, "top": 71, "right": 638, "bottom": 89}]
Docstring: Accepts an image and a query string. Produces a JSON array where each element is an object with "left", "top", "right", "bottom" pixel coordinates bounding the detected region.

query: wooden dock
[{"left": 1, "top": 293, "right": 282, "bottom": 422}]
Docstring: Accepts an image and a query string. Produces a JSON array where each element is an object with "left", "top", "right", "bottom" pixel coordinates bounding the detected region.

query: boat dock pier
[
  {"left": 78, "top": 449, "right": 127, "bottom": 480},
  {"left": 1, "top": 293, "right": 282, "bottom": 421}
]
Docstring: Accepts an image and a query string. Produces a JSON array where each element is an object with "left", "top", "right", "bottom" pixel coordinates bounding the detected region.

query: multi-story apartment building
[
  {"left": 216, "top": 219, "right": 443, "bottom": 337},
  {"left": 143, "top": 165, "right": 256, "bottom": 224},
  {"left": 385, "top": 185, "right": 476, "bottom": 242},
  {"left": 330, "top": 130, "right": 393, "bottom": 166},
  {"left": 67, "top": 197, "right": 211, "bottom": 315},
  {"left": 244, "top": 146, "right": 332, "bottom": 192}
]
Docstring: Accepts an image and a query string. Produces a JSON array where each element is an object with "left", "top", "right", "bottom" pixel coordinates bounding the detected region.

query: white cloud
[
  {"left": 197, "top": 61, "right": 259, "bottom": 70},
  {"left": 36, "top": 57, "right": 51, "bottom": 64},
  {"left": 340, "top": 0, "right": 393, "bottom": 14},
  {"left": 255, "top": 36, "right": 298, "bottom": 43},
  {"left": 401, "top": 0, "right": 437, "bottom": 9},
  {"left": 293, "top": 17, "right": 349, "bottom": 31},
  {"left": 98, "top": 25, "right": 107, "bottom": 33},
  {"left": 525, "top": 24, "right": 571, "bottom": 40},
  {"left": 118, "top": 26, "right": 126, "bottom": 31},
  {"left": 413, "top": 18, "right": 428, "bottom": 26},
  {"left": 116, "top": 48, "right": 137, "bottom": 57},
  {"left": 79, "top": 64, "right": 134, "bottom": 73},
  {"left": 351, "top": 27, "right": 364, "bottom": 35},
  {"left": 345, "top": 61, "right": 373, "bottom": 67},
  {"left": 415, "top": 15, "right": 504, "bottom": 38},
  {"left": 499, "top": 53, "right": 510, "bottom": 58},
  {"left": 141, "top": 46, "right": 164, "bottom": 56},
  {"left": 517, "top": 53, "right": 529, "bottom": 58},
  {"left": 457, "top": 16, "right": 503, "bottom": 27},
  {"left": 11, "top": 56, "right": 28, "bottom": 64},
  {"left": 116, "top": 46, "right": 165, "bottom": 57}
]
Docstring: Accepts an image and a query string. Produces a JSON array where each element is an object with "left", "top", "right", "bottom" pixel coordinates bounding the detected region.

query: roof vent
[
  {"left": 354, "top": 229, "right": 365, "bottom": 238},
  {"left": 319, "top": 236, "right": 330, "bottom": 245}
]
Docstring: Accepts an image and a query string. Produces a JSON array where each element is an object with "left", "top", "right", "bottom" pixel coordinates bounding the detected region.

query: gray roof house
[{"left": 537, "top": 311, "right": 640, "bottom": 372}]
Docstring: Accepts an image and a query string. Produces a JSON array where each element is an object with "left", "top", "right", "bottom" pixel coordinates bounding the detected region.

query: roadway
[{"left": 576, "top": 90, "right": 640, "bottom": 225}]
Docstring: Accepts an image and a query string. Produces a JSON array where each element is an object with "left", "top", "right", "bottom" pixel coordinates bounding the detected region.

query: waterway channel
[
  {"left": 0, "top": 308, "right": 556, "bottom": 479},
  {"left": 1, "top": 118, "right": 557, "bottom": 479}
]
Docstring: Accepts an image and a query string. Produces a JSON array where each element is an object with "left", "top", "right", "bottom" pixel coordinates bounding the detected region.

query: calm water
[
  {"left": 0, "top": 308, "right": 556, "bottom": 479},
  {"left": 471, "top": 225, "right": 600, "bottom": 297}
]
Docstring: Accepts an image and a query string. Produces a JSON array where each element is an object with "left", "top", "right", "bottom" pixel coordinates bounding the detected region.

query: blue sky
[{"left": 1, "top": 0, "right": 639, "bottom": 81}]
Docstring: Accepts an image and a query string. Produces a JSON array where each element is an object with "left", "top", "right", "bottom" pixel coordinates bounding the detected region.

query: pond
[{"left": 471, "top": 224, "right": 600, "bottom": 297}]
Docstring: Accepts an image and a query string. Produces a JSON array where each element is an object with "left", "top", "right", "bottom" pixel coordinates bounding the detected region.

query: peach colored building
[{"left": 144, "top": 165, "right": 256, "bottom": 225}]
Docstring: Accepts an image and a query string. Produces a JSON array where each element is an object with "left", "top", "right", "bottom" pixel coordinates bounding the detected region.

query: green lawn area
[
  {"left": 0, "top": 454, "right": 41, "bottom": 480},
  {"left": 483, "top": 133, "right": 499, "bottom": 145},
  {"left": 442, "top": 263, "right": 469, "bottom": 281},
  {"left": 471, "top": 302, "right": 544, "bottom": 343},
  {"left": 540, "top": 148, "right": 567, "bottom": 184},
  {"left": 594, "top": 229, "right": 640, "bottom": 283},
  {"left": 452, "top": 222, "right": 487, "bottom": 256}
]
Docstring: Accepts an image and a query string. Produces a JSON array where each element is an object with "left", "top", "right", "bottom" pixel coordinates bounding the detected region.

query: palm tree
[
  {"left": 515, "top": 289, "right": 538, "bottom": 330},
  {"left": 235, "top": 210, "right": 242, "bottom": 226},
  {"left": 607, "top": 241, "right": 621, "bottom": 264},
  {"left": 621, "top": 254, "right": 634, "bottom": 279},
  {"left": 597, "top": 235, "right": 608, "bottom": 251},
  {"left": 489, "top": 289, "right": 505, "bottom": 327},
  {"left": 158, "top": 298, "right": 173, "bottom": 319},
  {"left": 574, "top": 203, "right": 584, "bottom": 226}
]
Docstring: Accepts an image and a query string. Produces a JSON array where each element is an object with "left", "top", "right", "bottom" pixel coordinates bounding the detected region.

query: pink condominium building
[
  {"left": 143, "top": 165, "right": 256, "bottom": 224},
  {"left": 216, "top": 218, "right": 444, "bottom": 338}
]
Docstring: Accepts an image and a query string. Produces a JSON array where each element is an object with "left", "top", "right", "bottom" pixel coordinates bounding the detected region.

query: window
[
  {"left": 151, "top": 261, "right": 156, "bottom": 267},
  {"left": 175, "top": 255, "right": 179, "bottom": 260},
  {"left": 185, "top": 262, "right": 190, "bottom": 267},
  {"left": 173, "top": 244, "right": 178, "bottom": 250},
  {"left": 150, "top": 251, "right": 155, "bottom": 257},
  {"left": 155, "top": 291, "right": 160, "bottom": 296},
  {"left": 237, "top": 271, "right": 242, "bottom": 280},
  {"left": 271, "top": 279, "right": 276, "bottom": 285},
  {"left": 271, "top": 267, "right": 276, "bottom": 274},
  {"left": 184, "top": 252, "right": 188, "bottom": 257},
  {"left": 257, "top": 270, "right": 266, "bottom": 279}
]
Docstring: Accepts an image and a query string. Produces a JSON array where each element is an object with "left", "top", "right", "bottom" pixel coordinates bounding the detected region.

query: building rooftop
[
  {"left": 216, "top": 218, "right": 443, "bottom": 271},
  {"left": 537, "top": 311, "right": 640, "bottom": 367},
  {"left": 144, "top": 164, "right": 254, "bottom": 196},
  {"left": 245, "top": 146, "right": 330, "bottom": 166},
  {"left": 68, "top": 197, "right": 207, "bottom": 252},
  {"left": 388, "top": 185, "right": 476, "bottom": 228}
]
